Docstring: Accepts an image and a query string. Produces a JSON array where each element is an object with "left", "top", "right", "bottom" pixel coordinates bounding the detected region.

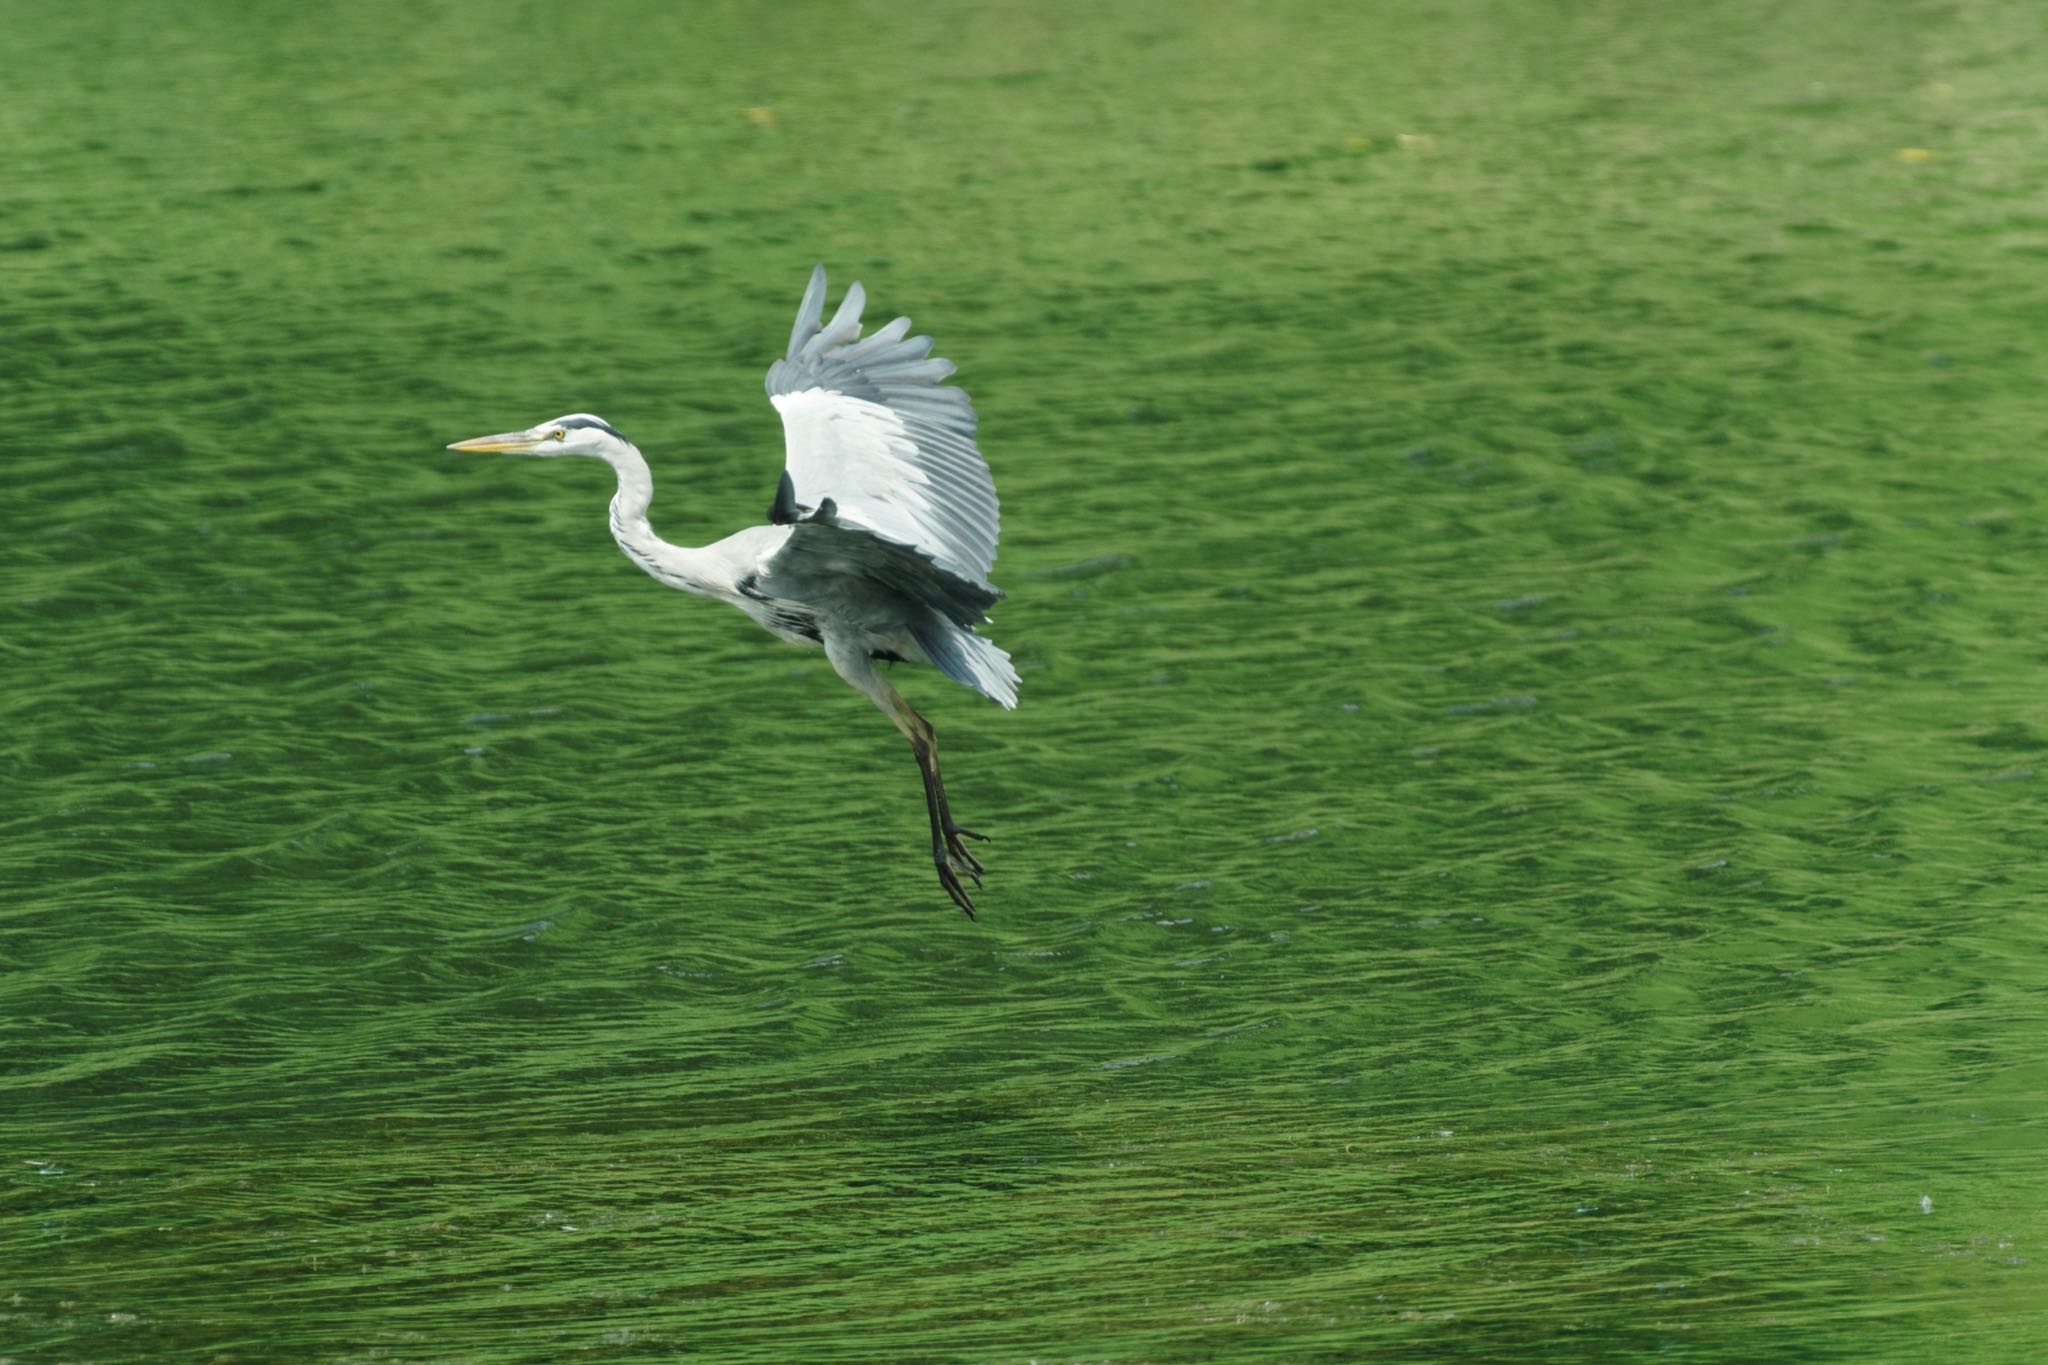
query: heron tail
[{"left": 914, "top": 620, "right": 1019, "bottom": 710}]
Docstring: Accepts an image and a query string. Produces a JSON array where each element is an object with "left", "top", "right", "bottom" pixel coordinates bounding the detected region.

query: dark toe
[{"left": 936, "top": 859, "right": 978, "bottom": 918}]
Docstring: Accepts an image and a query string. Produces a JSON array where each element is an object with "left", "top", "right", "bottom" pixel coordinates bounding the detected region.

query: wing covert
[{"left": 764, "top": 265, "right": 1000, "bottom": 591}]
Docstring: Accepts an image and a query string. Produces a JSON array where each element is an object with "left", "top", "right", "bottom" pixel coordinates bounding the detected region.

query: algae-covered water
[{"left": 5, "top": 1, "right": 2047, "bottom": 1358}]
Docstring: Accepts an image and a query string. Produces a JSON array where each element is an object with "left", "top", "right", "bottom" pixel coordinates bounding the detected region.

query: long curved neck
[{"left": 599, "top": 440, "right": 731, "bottom": 598}]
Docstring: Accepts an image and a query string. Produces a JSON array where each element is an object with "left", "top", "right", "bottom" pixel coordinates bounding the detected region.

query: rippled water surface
[{"left": 6, "top": 1, "right": 2047, "bottom": 1358}]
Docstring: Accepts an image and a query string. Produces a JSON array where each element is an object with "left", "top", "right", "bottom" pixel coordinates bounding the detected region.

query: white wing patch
[
  {"left": 771, "top": 388, "right": 990, "bottom": 586},
  {"left": 765, "top": 266, "right": 1001, "bottom": 591}
]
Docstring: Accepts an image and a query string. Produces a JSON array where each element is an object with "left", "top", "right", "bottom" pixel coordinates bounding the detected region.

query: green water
[{"left": 6, "top": 0, "right": 2046, "bottom": 1357}]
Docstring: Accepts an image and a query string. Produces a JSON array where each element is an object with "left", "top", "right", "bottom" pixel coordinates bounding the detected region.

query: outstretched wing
[{"left": 764, "top": 265, "right": 1000, "bottom": 592}]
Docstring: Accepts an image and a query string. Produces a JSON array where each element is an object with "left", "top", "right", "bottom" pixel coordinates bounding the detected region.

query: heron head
[{"left": 447, "top": 413, "right": 629, "bottom": 458}]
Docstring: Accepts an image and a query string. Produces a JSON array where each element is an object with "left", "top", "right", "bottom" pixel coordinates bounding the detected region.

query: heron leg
[
  {"left": 904, "top": 705, "right": 985, "bottom": 918},
  {"left": 910, "top": 717, "right": 986, "bottom": 864},
  {"left": 824, "top": 636, "right": 988, "bottom": 918}
]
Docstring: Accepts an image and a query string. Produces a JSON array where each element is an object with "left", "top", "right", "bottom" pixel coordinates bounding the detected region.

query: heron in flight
[{"left": 448, "top": 266, "right": 1016, "bottom": 917}]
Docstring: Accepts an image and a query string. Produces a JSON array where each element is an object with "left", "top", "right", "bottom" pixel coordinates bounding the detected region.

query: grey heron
[{"left": 448, "top": 265, "right": 1016, "bottom": 918}]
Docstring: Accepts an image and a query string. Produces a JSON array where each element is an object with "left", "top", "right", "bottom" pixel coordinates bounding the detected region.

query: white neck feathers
[{"left": 597, "top": 440, "right": 731, "bottom": 599}]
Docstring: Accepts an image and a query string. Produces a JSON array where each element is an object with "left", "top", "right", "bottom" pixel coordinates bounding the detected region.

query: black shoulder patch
[{"left": 768, "top": 470, "right": 801, "bottom": 525}]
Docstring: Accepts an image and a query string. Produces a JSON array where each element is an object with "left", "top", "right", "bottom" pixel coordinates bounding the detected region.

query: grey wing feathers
[
  {"left": 773, "top": 519, "right": 999, "bottom": 630},
  {"left": 764, "top": 265, "right": 1001, "bottom": 592},
  {"left": 768, "top": 518, "right": 1018, "bottom": 708}
]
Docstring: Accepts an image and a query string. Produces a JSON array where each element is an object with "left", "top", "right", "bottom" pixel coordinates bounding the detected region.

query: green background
[{"left": 5, "top": 0, "right": 2045, "bottom": 1358}]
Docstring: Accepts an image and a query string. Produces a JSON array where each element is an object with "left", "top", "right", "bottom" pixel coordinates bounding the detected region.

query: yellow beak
[{"left": 447, "top": 430, "right": 545, "bottom": 453}]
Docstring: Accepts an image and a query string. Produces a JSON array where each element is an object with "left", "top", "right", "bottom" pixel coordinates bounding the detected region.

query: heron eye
[{"left": 551, "top": 429, "right": 567, "bottom": 441}]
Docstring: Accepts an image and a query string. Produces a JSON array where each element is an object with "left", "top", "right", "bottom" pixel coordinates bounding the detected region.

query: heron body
[{"left": 449, "top": 267, "right": 1015, "bottom": 917}]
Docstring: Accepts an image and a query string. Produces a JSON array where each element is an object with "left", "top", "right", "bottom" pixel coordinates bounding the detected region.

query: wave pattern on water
[{"left": 5, "top": 0, "right": 2048, "bottom": 1358}]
